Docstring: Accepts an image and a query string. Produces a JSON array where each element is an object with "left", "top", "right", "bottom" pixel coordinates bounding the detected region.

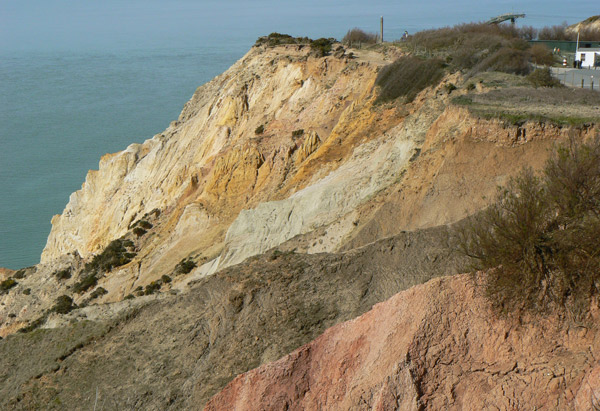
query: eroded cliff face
[
  {"left": 40, "top": 44, "right": 399, "bottom": 280},
  {"left": 205, "top": 273, "right": 600, "bottom": 411}
]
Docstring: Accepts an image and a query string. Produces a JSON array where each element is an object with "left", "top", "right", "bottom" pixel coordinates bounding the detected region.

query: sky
[{"left": 1, "top": 0, "right": 598, "bottom": 51}]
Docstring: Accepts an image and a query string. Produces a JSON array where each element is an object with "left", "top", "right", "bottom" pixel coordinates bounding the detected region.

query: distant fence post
[
  {"left": 582, "top": 79, "right": 585, "bottom": 88},
  {"left": 380, "top": 16, "right": 384, "bottom": 43}
]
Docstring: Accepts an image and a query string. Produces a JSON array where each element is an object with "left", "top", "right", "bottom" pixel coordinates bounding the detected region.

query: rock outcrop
[{"left": 206, "top": 273, "right": 600, "bottom": 410}]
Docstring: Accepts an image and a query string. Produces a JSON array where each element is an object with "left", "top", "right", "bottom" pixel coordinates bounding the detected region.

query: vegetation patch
[
  {"left": 174, "top": 258, "right": 197, "bottom": 275},
  {"left": 89, "top": 287, "right": 108, "bottom": 300},
  {"left": 84, "top": 238, "right": 136, "bottom": 274},
  {"left": 72, "top": 273, "right": 98, "bottom": 294},
  {"left": 375, "top": 56, "right": 445, "bottom": 103},
  {"left": 527, "top": 67, "right": 562, "bottom": 88},
  {"left": 0, "top": 278, "right": 18, "bottom": 294},
  {"left": 254, "top": 33, "right": 335, "bottom": 57},
  {"left": 292, "top": 129, "right": 304, "bottom": 138},
  {"left": 457, "top": 139, "right": 600, "bottom": 320},
  {"left": 451, "top": 86, "right": 600, "bottom": 126},
  {"left": 342, "top": 28, "right": 378, "bottom": 46},
  {"left": 54, "top": 268, "right": 72, "bottom": 281},
  {"left": 52, "top": 295, "right": 76, "bottom": 315},
  {"left": 255, "top": 124, "right": 264, "bottom": 135}
]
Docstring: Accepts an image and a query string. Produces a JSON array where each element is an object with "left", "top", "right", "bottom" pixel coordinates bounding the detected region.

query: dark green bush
[
  {"left": 174, "top": 258, "right": 197, "bottom": 275},
  {"left": 144, "top": 281, "right": 161, "bottom": 295},
  {"left": 458, "top": 138, "right": 600, "bottom": 319},
  {"left": 375, "top": 56, "right": 445, "bottom": 103},
  {"left": 342, "top": 28, "right": 378, "bottom": 46},
  {"left": 13, "top": 269, "right": 26, "bottom": 279},
  {"left": 255, "top": 124, "right": 265, "bottom": 135},
  {"left": 72, "top": 273, "right": 98, "bottom": 294},
  {"left": 23, "top": 288, "right": 31, "bottom": 295},
  {"left": 161, "top": 274, "right": 172, "bottom": 284},
  {"left": 0, "top": 278, "right": 17, "bottom": 293},
  {"left": 310, "top": 38, "right": 335, "bottom": 57},
  {"left": 54, "top": 268, "right": 72, "bottom": 280},
  {"left": 292, "top": 129, "right": 304, "bottom": 137},
  {"left": 255, "top": 33, "right": 311, "bottom": 47},
  {"left": 89, "top": 287, "right": 108, "bottom": 299},
  {"left": 85, "top": 238, "right": 136, "bottom": 273},
  {"left": 124, "top": 294, "right": 135, "bottom": 300},
  {"left": 52, "top": 295, "right": 76, "bottom": 314},
  {"left": 527, "top": 68, "right": 561, "bottom": 88}
]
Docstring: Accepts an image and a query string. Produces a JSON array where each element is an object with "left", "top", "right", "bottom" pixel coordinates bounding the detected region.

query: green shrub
[
  {"left": 310, "top": 38, "right": 335, "bottom": 57},
  {"left": 85, "top": 238, "right": 136, "bottom": 273},
  {"left": 174, "top": 258, "right": 197, "bottom": 275},
  {"left": 342, "top": 28, "right": 378, "bottom": 46},
  {"left": 52, "top": 295, "right": 76, "bottom": 314},
  {"left": 292, "top": 129, "right": 304, "bottom": 137},
  {"left": 23, "top": 288, "right": 31, "bottom": 295},
  {"left": 458, "top": 138, "right": 600, "bottom": 319},
  {"left": 445, "top": 83, "right": 457, "bottom": 94},
  {"left": 527, "top": 68, "right": 561, "bottom": 88},
  {"left": 144, "top": 281, "right": 161, "bottom": 295},
  {"left": 255, "top": 124, "right": 265, "bottom": 135},
  {"left": 375, "top": 56, "right": 445, "bottom": 103},
  {"left": 72, "top": 273, "right": 98, "bottom": 294},
  {"left": 54, "top": 268, "right": 72, "bottom": 280},
  {"left": 466, "top": 83, "right": 476, "bottom": 91},
  {"left": 13, "top": 269, "right": 26, "bottom": 279},
  {"left": 0, "top": 278, "right": 17, "bottom": 293},
  {"left": 161, "top": 274, "right": 172, "bottom": 284},
  {"left": 254, "top": 33, "right": 311, "bottom": 47},
  {"left": 89, "top": 287, "right": 108, "bottom": 299},
  {"left": 124, "top": 294, "right": 135, "bottom": 300}
]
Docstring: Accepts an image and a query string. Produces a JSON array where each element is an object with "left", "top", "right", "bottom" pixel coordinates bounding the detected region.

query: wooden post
[
  {"left": 582, "top": 79, "right": 585, "bottom": 88},
  {"left": 380, "top": 16, "right": 384, "bottom": 43}
]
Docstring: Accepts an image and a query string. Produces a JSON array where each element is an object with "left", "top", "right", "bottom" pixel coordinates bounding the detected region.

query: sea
[{"left": 1, "top": 0, "right": 596, "bottom": 269}]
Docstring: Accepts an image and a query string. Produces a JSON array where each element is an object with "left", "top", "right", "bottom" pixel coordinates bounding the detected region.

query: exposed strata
[{"left": 205, "top": 273, "right": 600, "bottom": 410}]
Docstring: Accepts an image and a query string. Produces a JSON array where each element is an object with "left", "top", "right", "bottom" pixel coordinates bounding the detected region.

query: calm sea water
[{"left": 1, "top": 1, "right": 596, "bottom": 269}]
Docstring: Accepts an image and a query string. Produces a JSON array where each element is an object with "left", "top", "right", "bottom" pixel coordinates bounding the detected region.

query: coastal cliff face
[{"left": 2, "top": 39, "right": 600, "bottom": 409}]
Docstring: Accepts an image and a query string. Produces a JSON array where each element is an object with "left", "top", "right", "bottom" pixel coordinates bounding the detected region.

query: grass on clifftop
[
  {"left": 457, "top": 138, "right": 600, "bottom": 321},
  {"left": 452, "top": 85, "right": 600, "bottom": 126}
]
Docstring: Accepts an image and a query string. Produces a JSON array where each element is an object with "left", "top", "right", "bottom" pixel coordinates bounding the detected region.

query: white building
[{"left": 576, "top": 48, "right": 600, "bottom": 68}]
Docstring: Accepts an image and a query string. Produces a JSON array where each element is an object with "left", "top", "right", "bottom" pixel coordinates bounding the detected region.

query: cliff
[{"left": 1, "top": 36, "right": 600, "bottom": 409}]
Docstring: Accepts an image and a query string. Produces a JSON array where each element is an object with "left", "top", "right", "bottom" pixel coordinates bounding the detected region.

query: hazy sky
[{"left": 1, "top": 0, "right": 598, "bottom": 51}]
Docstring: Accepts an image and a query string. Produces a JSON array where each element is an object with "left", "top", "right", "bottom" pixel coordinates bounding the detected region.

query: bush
[
  {"left": 458, "top": 138, "right": 600, "bottom": 319},
  {"left": 528, "top": 44, "right": 555, "bottom": 66},
  {"left": 174, "top": 258, "right": 197, "bottom": 275},
  {"left": 52, "top": 295, "right": 76, "bottom": 314},
  {"left": 13, "top": 269, "right": 26, "bottom": 279},
  {"left": 23, "top": 288, "right": 31, "bottom": 295},
  {"left": 342, "top": 28, "right": 378, "bottom": 46},
  {"left": 310, "top": 38, "right": 335, "bottom": 57},
  {"left": 85, "top": 238, "right": 136, "bottom": 273},
  {"left": 0, "top": 278, "right": 17, "bottom": 293},
  {"left": 161, "top": 274, "right": 172, "bottom": 284},
  {"left": 72, "top": 273, "right": 98, "bottom": 294},
  {"left": 54, "top": 268, "right": 72, "bottom": 280},
  {"left": 471, "top": 47, "right": 530, "bottom": 76},
  {"left": 527, "top": 68, "right": 561, "bottom": 88},
  {"left": 292, "top": 129, "right": 304, "bottom": 138},
  {"left": 255, "top": 124, "right": 264, "bottom": 135},
  {"left": 375, "top": 56, "right": 445, "bottom": 103},
  {"left": 89, "top": 287, "right": 108, "bottom": 299},
  {"left": 144, "top": 281, "right": 161, "bottom": 295}
]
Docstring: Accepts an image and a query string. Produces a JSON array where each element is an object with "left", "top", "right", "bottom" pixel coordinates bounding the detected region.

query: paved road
[{"left": 551, "top": 66, "right": 600, "bottom": 90}]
